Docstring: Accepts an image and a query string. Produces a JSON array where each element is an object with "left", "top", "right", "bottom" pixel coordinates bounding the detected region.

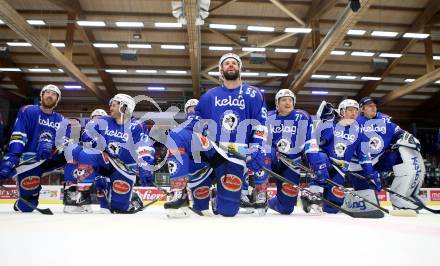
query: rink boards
[{"left": 1, "top": 185, "right": 439, "bottom": 206}]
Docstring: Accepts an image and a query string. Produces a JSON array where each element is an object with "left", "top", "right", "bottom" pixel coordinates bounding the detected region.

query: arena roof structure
[{"left": 0, "top": 0, "right": 440, "bottom": 125}]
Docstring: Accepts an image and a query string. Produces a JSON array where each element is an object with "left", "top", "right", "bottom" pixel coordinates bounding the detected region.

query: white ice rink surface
[{"left": 1, "top": 204, "right": 439, "bottom": 266}]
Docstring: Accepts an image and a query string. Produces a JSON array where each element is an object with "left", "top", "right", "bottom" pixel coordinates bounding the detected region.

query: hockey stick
[
  {"left": 0, "top": 184, "right": 53, "bottom": 215},
  {"left": 278, "top": 154, "right": 416, "bottom": 217},
  {"left": 348, "top": 171, "right": 440, "bottom": 214},
  {"left": 212, "top": 141, "right": 374, "bottom": 218}
]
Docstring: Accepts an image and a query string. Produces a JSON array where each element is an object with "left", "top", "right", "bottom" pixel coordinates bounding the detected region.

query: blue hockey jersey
[
  {"left": 195, "top": 82, "right": 267, "bottom": 154},
  {"left": 82, "top": 115, "right": 153, "bottom": 173},
  {"left": 316, "top": 119, "right": 374, "bottom": 174},
  {"left": 356, "top": 112, "right": 404, "bottom": 163},
  {"left": 7, "top": 105, "right": 64, "bottom": 159},
  {"left": 266, "top": 109, "right": 318, "bottom": 160}
]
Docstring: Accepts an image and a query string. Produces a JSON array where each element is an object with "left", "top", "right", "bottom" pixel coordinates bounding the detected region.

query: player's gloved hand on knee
[
  {"left": 368, "top": 171, "right": 381, "bottom": 192},
  {"left": 139, "top": 167, "right": 154, "bottom": 187},
  {"left": 311, "top": 163, "right": 329, "bottom": 185},
  {"left": 94, "top": 175, "right": 110, "bottom": 196},
  {"left": 36, "top": 132, "right": 54, "bottom": 160},
  {"left": 0, "top": 154, "right": 19, "bottom": 180},
  {"left": 246, "top": 146, "right": 265, "bottom": 173}
]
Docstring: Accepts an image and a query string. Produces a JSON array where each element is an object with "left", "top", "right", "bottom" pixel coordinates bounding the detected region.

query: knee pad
[
  {"left": 269, "top": 196, "right": 294, "bottom": 215},
  {"left": 14, "top": 194, "right": 39, "bottom": 212}
]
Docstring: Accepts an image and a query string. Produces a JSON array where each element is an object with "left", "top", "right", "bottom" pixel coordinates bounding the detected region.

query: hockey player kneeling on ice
[
  {"left": 265, "top": 89, "right": 327, "bottom": 215},
  {"left": 0, "top": 84, "right": 68, "bottom": 212},
  {"left": 62, "top": 110, "right": 107, "bottom": 214},
  {"left": 164, "top": 98, "right": 215, "bottom": 217},
  {"left": 347, "top": 97, "right": 425, "bottom": 211},
  {"left": 313, "top": 99, "right": 381, "bottom": 215},
  {"left": 73, "top": 94, "right": 155, "bottom": 214}
]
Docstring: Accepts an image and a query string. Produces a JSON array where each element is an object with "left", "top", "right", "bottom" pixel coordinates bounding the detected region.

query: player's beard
[
  {"left": 42, "top": 97, "right": 57, "bottom": 109},
  {"left": 223, "top": 69, "right": 239, "bottom": 80}
]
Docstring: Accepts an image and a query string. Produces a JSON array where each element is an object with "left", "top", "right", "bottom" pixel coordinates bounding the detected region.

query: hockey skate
[
  {"left": 63, "top": 185, "right": 93, "bottom": 214},
  {"left": 253, "top": 184, "right": 268, "bottom": 216},
  {"left": 300, "top": 193, "right": 323, "bottom": 215},
  {"left": 164, "top": 189, "right": 191, "bottom": 218},
  {"left": 239, "top": 190, "right": 255, "bottom": 214}
]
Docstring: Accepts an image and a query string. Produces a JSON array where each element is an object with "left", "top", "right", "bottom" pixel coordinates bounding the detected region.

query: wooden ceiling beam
[
  {"left": 424, "top": 27, "right": 435, "bottom": 73},
  {"left": 48, "top": 0, "right": 118, "bottom": 99},
  {"left": 0, "top": 0, "right": 107, "bottom": 102},
  {"left": 289, "top": 0, "right": 373, "bottom": 93},
  {"left": 269, "top": 0, "right": 305, "bottom": 26},
  {"left": 380, "top": 67, "right": 440, "bottom": 104},
  {"left": 279, "top": 0, "right": 337, "bottom": 89},
  {"left": 207, "top": 28, "right": 284, "bottom": 72},
  {"left": 0, "top": 88, "right": 27, "bottom": 105},
  {"left": 184, "top": 0, "right": 201, "bottom": 98},
  {"left": 356, "top": 0, "right": 440, "bottom": 99},
  {"left": 0, "top": 57, "right": 33, "bottom": 96},
  {"left": 63, "top": 12, "right": 76, "bottom": 61},
  {"left": 201, "top": 32, "right": 296, "bottom": 74},
  {"left": 209, "top": 0, "right": 238, "bottom": 13}
]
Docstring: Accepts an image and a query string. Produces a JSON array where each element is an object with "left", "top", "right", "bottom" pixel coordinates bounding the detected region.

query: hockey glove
[
  {"left": 308, "top": 152, "right": 330, "bottom": 185},
  {"left": 368, "top": 171, "right": 382, "bottom": 192},
  {"left": 36, "top": 131, "right": 54, "bottom": 160},
  {"left": 139, "top": 167, "right": 154, "bottom": 187},
  {"left": 246, "top": 146, "right": 265, "bottom": 173},
  {"left": 0, "top": 154, "right": 19, "bottom": 180},
  {"left": 94, "top": 175, "right": 110, "bottom": 196}
]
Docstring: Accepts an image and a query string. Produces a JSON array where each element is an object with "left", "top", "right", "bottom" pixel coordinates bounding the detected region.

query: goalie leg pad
[{"left": 390, "top": 146, "right": 425, "bottom": 210}]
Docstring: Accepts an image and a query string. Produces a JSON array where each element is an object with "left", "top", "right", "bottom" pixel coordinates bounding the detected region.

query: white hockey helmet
[
  {"left": 337, "top": 99, "right": 359, "bottom": 116},
  {"left": 218, "top": 53, "right": 242, "bottom": 80},
  {"left": 110, "top": 93, "right": 136, "bottom": 115},
  {"left": 90, "top": 109, "right": 107, "bottom": 119},
  {"left": 40, "top": 84, "right": 61, "bottom": 106},
  {"left": 184, "top": 98, "right": 199, "bottom": 114},
  {"left": 275, "top": 89, "right": 296, "bottom": 110}
]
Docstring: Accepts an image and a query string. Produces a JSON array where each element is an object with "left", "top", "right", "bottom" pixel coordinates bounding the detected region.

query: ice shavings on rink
[{"left": 0, "top": 204, "right": 439, "bottom": 266}]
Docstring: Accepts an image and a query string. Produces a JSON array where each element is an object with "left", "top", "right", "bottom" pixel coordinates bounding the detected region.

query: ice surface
[{"left": 0, "top": 204, "right": 439, "bottom": 266}]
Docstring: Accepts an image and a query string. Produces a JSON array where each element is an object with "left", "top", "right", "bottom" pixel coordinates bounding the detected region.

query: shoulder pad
[
  {"left": 20, "top": 105, "right": 36, "bottom": 113},
  {"left": 267, "top": 110, "right": 277, "bottom": 117}
]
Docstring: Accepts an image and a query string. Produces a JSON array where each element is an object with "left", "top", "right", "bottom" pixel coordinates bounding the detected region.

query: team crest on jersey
[
  {"left": 20, "top": 176, "right": 40, "bottom": 190},
  {"left": 281, "top": 183, "right": 298, "bottom": 197},
  {"left": 276, "top": 138, "right": 291, "bottom": 153},
  {"left": 331, "top": 186, "right": 345, "bottom": 198},
  {"left": 193, "top": 186, "right": 210, "bottom": 199},
  {"left": 167, "top": 159, "right": 179, "bottom": 176},
  {"left": 108, "top": 142, "right": 120, "bottom": 156},
  {"left": 368, "top": 137, "right": 383, "bottom": 152},
  {"left": 221, "top": 111, "right": 239, "bottom": 131},
  {"left": 334, "top": 142, "right": 347, "bottom": 157},
  {"left": 39, "top": 131, "right": 53, "bottom": 142},
  {"left": 220, "top": 174, "right": 242, "bottom": 192},
  {"left": 75, "top": 164, "right": 94, "bottom": 181},
  {"left": 112, "top": 180, "right": 131, "bottom": 194}
]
